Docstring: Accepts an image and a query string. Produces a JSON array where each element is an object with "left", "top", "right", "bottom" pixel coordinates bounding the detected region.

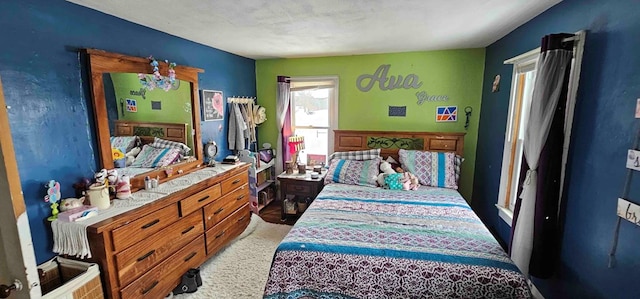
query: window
[
  {"left": 497, "top": 49, "right": 538, "bottom": 225},
  {"left": 497, "top": 31, "right": 585, "bottom": 226},
  {"left": 290, "top": 77, "right": 338, "bottom": 166}
]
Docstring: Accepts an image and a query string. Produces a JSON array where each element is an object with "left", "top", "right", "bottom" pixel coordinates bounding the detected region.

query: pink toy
[{"left": 116, "top": 175, "right": 132, "bottom": 199}]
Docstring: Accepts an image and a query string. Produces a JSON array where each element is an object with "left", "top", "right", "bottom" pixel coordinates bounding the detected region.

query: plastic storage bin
[{"left": 38, "top": 256, "right": 103, "bottom": 299}]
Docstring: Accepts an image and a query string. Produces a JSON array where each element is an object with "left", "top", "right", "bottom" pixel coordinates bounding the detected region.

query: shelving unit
[{"left": 238, "top": 149, "right": 277, "bottom": 214}]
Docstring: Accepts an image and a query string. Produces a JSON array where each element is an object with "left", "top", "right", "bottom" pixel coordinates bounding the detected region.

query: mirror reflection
[{"left": 103, "top": 73, "right": 195, "bottom": 178}]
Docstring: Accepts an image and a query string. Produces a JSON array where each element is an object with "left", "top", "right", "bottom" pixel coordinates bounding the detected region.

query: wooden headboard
[
  {"left": 334, "top": 130, "right": 465, "bottom": 161},
  {"left": 114, "top": 120, "right": 188, "bottom": 145}
]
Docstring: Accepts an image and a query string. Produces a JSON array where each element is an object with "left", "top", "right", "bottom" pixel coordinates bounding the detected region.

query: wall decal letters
[
  {"left": 129, "top": 88, "right": 146, "bottom": 99},
  {"left": 356, "top": 64, "right": 423, "bottom": 92},
  {"left": 416, "top": 91, "right": 449, "bottom": 105}
]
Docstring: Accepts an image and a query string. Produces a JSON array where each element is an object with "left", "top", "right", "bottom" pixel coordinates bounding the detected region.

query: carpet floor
[{"left": 173, "top": 214, "right": 292, "bottom": 299}]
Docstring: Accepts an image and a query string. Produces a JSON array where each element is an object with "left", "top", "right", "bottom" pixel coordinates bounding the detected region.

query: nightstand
[{"left": 278, "top": 169, "right": 327, "bottom": 220}]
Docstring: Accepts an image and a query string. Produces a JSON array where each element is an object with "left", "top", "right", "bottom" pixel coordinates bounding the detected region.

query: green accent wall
[
  {"left": 109, "top": 73, "right": 194, "bottom": 149},
  {"left": 256, "top": 49, "right": 485, "bottom": 200}
]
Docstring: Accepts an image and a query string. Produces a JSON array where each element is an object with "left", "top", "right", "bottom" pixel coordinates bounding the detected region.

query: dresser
[{"left": 85, "top": 164, "right": 250, "bottom": 299}]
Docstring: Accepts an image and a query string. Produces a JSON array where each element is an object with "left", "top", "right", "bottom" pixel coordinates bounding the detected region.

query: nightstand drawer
[
  {"left": 285, "top": 183, "right": 312, "bottom": 196},
  {"left": 112, "top": 204, "right": 180, "bottom": 252}
]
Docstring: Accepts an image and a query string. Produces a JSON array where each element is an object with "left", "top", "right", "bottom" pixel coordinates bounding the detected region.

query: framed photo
[{"left": 201, "top": 90, "right": 224, "bottom": 121}]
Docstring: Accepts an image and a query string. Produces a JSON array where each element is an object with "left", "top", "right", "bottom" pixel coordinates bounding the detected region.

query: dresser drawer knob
[
  {"left": 198, "top": 195, "right": 210, "bottom": 202},
  {"left": 184, "top": 252, "right": 197, "bottom": 262},
  {"left": 136, "top": 250, "right": 156, "bottom": 262},
  {"left": 236, "top": 194, "right": 245, "bottom": 201},
  {"left": 213, "top": 208, "right": 224, "bottom": 215},
  {"left": 181, "top": 226, "right": 195, "bottom": 235},
  {"left": 141, "top": 281, "right": 158, "bottom": 295},
  {"left": 214, "top": 231, "right": 226, "bottom": 239},
  {"left": 141, "top": 219, "right": 160, "bottom": 229},
  {"left": 237, "top": 216, "right": 246, "bottom": 222},
  {"left": 232, "top": 179, "right": 241, "bottom": 184}
]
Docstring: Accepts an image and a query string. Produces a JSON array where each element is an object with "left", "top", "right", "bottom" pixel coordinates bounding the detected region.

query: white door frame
[{"left": 0, "top": 76, "right": 41, "bottom": 298}]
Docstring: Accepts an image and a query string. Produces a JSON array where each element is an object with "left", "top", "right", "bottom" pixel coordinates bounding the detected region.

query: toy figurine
[{"left": 44, "top": 180, "right": 61, "bottom": 221}]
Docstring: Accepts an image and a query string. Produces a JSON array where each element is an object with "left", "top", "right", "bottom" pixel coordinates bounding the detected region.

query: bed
[
  {"left": 110, "top": 120, "right": 190, "bottom": 177},
  {"left": 263, "top": 130, "right": 531, "bottom": 299}
]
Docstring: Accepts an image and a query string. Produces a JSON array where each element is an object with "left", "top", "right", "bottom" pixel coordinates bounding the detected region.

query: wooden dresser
[{"left": 86, "top": 164, "right": 250, "bottom": 299}]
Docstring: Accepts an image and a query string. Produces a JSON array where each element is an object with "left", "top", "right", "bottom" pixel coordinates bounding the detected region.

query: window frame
[
  {"left": 289, "top": 76, "right": 339, "bottom": 163},
  {"left": 497, "top": 49, "right": 539, "bottom": 226}
]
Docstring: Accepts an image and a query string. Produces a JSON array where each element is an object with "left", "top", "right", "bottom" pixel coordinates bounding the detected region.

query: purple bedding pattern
[{"left": 264, "top": 184, "right": 531, "bottom": 299}]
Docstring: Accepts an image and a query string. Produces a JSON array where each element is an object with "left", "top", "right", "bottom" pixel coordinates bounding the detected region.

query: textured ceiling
[{"left": 67, "top": 0, "right": 561, "bottom": 59}]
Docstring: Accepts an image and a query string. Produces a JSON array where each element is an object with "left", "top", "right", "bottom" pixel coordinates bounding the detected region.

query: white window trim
[
  {"left": 497, "top": 30, "right": 586, "bottom": 226},
  {"left": 289, "top": 76, "right": 339, "bottom": 153}
]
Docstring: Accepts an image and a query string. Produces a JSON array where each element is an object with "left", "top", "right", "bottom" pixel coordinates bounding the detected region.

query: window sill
[{"left": 495, "top": 204, "right": 513, "bottom": 227}]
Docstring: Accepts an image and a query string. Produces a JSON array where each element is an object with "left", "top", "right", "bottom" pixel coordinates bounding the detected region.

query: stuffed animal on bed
[
  {"left": 377, "top": 161, "right": 396, "bottom": 188},
  {"left": 125, "top": 147, "right": 141, "bottom": 166},
  {"left": 400, "top": 172, "right": 420, "bottom": 191}
]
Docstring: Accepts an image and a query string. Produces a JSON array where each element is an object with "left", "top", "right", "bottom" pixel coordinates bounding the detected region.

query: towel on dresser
[{"left": 51, "top": 220, "right": 92, "bottom": 259}]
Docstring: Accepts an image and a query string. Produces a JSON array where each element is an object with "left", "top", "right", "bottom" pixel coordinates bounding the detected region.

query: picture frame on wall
[{"left": 201, "top": 90, "right": 224, "bottom": 121}]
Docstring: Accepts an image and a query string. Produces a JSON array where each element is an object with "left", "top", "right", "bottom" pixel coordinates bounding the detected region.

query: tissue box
[{"left": 57, "top": 206, "right": 98, "bottom": 222}]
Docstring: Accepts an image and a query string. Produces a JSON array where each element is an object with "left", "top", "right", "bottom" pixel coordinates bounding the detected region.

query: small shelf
[{"left": 257, "top": 180, "right": 276, "bottom": 192}]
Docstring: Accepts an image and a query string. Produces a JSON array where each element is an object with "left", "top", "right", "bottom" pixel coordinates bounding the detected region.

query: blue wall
[
  {"left": 0, "top": 0, "right": 255, "bottom": 263},
  {"left": 474, "top": 0, "right": 640, "bottom": 298}
]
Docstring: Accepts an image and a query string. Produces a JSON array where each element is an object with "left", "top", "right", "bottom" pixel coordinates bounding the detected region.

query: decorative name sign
[
  {"left": 617, "top": 198, "right": 640, "bottom": 226},
  {"left": 130, "top": 88, "right": 146, "bottom": 99},
  {"left": 356, "top": 64, "right": 423, "bottom": 92},
  {"left": 416, "top": 91, "right": 449, "bottom": 105},
  {"left": 627, "top": 150, "right": 640, "bottom": 171}
]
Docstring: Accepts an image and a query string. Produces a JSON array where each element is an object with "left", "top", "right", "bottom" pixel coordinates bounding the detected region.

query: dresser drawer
[
  {"left": 205, "top": 204, "right": 250, "bottom": 256},
  {"left": 115, "top": 210, "right": 204, "bottom": 286},
  {"left": 221, "top": 172, "right": 248, "bottom": 194},
  {"left": 204, "top": 184, "right": 249, "bottom": 229},
  {"left": 120, "top": 235, "right": 205, "bottom": 299},
  {"left": 285, "top": 183, "right": 312, "bottom": 196},
  {"left": 112, "top": 204, "right": 180, "bottom": 252},
  {"left": 428, "top": 138, "right": 458, "bottom": 151},
  {"left": 179, "top": 183, "right": 222, "bottom": 216}
]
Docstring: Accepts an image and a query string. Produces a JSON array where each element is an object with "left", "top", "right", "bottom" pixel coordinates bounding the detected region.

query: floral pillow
[
  {"left": 399, "top": 149, "right": 459, "bottom": 189},
  {"left": 130, "top": 145, "right": 181, "bottom": 168},
  {"left": 324, "top": 157, "right": 381, "bottom": 188}
]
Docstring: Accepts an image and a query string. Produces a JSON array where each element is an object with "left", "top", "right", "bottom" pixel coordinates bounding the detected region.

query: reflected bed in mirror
[
  {"left": 103, "top": 73, "right": 195, "bottom": 177},
  {"left": 84, "top": 49, "right": 204, "bottom": 191}
]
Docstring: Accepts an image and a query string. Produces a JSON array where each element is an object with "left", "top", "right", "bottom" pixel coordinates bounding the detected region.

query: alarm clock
[{"left": 204, "top": 140, "right": 218, "bottom": 166}]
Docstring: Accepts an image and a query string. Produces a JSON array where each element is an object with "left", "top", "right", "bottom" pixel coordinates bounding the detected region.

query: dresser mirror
[{"left": 85, "top": 49, "right": 204, "bottom": 190}]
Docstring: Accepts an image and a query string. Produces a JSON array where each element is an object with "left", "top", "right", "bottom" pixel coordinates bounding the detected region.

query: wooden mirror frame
[{"left": 84, "top": 49, "right": 204, "bottom": 191}]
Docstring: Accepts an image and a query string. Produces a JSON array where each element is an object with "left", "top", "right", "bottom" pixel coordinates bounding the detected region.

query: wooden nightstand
[{"left": 278, "top": 169, "right": 327, "bottom": 220}]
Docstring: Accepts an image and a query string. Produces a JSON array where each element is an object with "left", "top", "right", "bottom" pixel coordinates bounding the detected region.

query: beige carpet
[{"left": 173, "top": 214, "right": 292, "bottom": 299}]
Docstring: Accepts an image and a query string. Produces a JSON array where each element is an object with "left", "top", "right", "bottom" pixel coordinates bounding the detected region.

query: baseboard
[{"left": 529, "top": 280, "right": 545, "bottom": 299}]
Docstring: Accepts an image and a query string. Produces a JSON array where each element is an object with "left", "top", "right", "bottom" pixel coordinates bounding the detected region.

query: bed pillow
[
  {"left": 151, "top": 137, "right": 191, "bottom": 156},
  {"left": 328, "top": 149, "right": 381, "bottom": 164},
  {"left": 324, "top": 157, "right": 381, "bottom": 188},
  {"left": 399, "top": 149, "right": 458, "bottom": 189},
  {"left": 110, "top": 136, "right": 139, "bottom": 153},
  {"left": 130, "top": 144, "right": 181, "bottom": 168}
]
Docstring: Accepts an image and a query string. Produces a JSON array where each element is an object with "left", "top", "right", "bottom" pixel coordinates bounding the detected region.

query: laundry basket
[{"left": 38, "top": 256, "right": 103, "bottom": 299}]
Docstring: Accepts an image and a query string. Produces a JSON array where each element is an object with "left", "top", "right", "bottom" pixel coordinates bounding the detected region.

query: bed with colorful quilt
[{"left": 263, "top": 130, "right": 531, "bottom": 299}]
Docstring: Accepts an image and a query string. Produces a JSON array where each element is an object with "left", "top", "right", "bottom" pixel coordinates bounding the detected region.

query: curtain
[
  {"left": 275, "top": 76, "right": 291, "bottom": 175},
  {"left": 510, "top": 33, "right": 574, "bottom": 278}
]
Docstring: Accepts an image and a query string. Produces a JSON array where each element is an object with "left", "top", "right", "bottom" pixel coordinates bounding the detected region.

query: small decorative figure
[
  {"left": 116, "top": 175, "right": 132, "bottom": 199},
  {"left": 59, "top": 197, "right": 85, "bottom": 212},
  {"left": 94, "top": 168, "right": 108, "bottom": 186},
  {"left": 44, "top": 180, "right": 61, "bottom": 221},
  {"left": 492, "top": 74, "right": 501, "bottom": 93}
]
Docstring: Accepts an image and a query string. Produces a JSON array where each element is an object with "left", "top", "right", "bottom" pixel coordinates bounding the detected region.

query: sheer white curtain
[
  {"left": 511, "top": 34, "right": 574, "bottom": 276},
  {"left": 275, "top": 76, "right": 290, "bottom": 175}
]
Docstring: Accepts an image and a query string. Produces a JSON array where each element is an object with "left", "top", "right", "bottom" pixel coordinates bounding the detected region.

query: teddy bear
[
  {"left": 125, "top": 147, "right": 141, "bottom": 166},
  {"left": 377, "top": 161, "right": 397, "bottom": 188},
  {"left": 400, "top": 172, "right": 420, "bottom": 191}
]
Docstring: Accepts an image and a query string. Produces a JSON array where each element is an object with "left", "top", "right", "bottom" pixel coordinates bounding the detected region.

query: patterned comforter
[{"left": 263, "top": 184, "right": 531, "bottom": 299}]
